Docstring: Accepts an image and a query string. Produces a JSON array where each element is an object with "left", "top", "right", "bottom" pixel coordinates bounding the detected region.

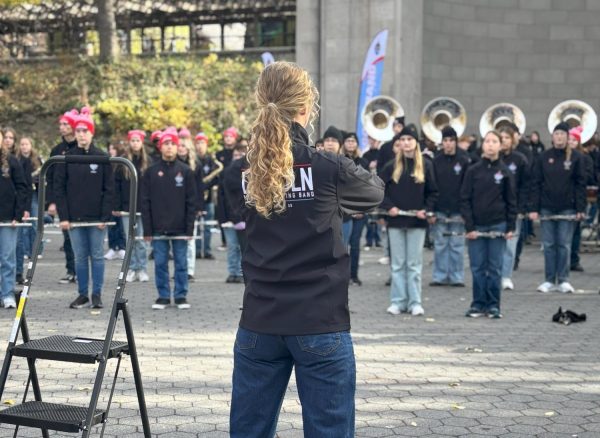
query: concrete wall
[{"left": 296, "top": 0, "right": 600, "bottom": 143}]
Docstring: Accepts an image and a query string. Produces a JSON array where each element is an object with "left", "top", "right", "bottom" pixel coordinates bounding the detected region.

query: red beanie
[
  {"left": 569, "top": 126, "right": 583, "bottom": 143},
  {"left": 150, "top": 130, "right": 162, "bottom": 142},
  {"left": 178, "top": 128, "right": 191, "bottom": 139},
  {"left": 60, "top": 109, "right": 79, "bottom": 127},
  {"left": 158, "top": 128, "right": 180, "bottom": 148},
  {"left": 223, "top": 127, "right": 238, "bottom": 138},
  {"left": 73, "top": 106, "right": 95, "bottom": 134},
  {"left": 128, "top": 129, "right": 146, "bottom": 141},
  {"left": 195, "top": 132, "right": 208, "bottom": 142}
]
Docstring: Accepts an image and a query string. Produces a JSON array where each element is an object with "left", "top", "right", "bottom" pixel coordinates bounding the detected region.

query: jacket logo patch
[
  {"left": 89, "top": 164, "right": 98, "bottom": 174},
  {"left": 175, "top": 172, "right": 184, "bottom": 187},
  {"left": 453, "top": 163, "right": 462, "bottom": 175},
  {"left": 158, "top": 170, "right": 164, "bottom": 177},
  {"left": 203, "top": 164, "right": 210, "bottom": 174},
  {"left": 564, "top": 160, "right": 571, "bottom": 170},
  {"left": 286, "top": 165, "right": 314, "bottom": 205},
  {"left": 494, "top": 171, "right": 504, "bottom": 184},
  {"left": 549, "top": 158, "right": 554, "bottom": 164},
  {"left": 508, "top": 162, "right": 517, "bottom": 174}
]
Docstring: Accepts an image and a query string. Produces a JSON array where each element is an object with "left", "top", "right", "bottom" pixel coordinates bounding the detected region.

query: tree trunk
[{"left": 96, "top": 0, "right": 118, "bottom": 62}]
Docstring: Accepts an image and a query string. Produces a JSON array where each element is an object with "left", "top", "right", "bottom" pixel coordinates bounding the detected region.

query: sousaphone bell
[
  {"left": 547, "top": 99, "right": 598, "bottom": 143},
  {"left": 479, "top": 102, "right": 526, "bottom": 138},
  {"left": 420, "top": 97, "right": 467, "bottom": 144},
  {"left": 361, "top": 95, "right": 404, "bottom": 142}
]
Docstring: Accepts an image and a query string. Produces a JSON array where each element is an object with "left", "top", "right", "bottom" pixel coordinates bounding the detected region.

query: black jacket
[
  {"left": 530, "top": 141, "right": 545, "bottom": 158},
  {"left": 47, "top": 137, "right": 77, "bottom": 205},
  {"left": 501, "top": 150, "right": 529, "bottom": 213},
  {"left": 516, "top": 140, "right": 533, "bottom": 167},
  {"left": 141, "top": 158, "right": 197, "bottom": 236},
  {"left": 460, "top": 157, "right": 517, "bottom": 232},
  {"left": 197, "top": 154, "right": 221, "bottom": 203},
  {"left": 176, "top": 156, "right": 206, "bottom": 213},
  {"left": 363, "top": 148, "right": 379, "bottom": 169},
  {"left": 240, "top": 123, "right": 384, "bottom": 336},
  {"left": 17, "top": 155, "right": 34, "bottom": 209},
  {"left": 432, "top": 149, "right": 470, "bottom": 215},
  {"left": 216, "top": 148, "right": 234, "bottom": 169},
  {"left": 380, "top": 156, "right": 438, "bottom": 228},
  {"left": 582, "top": 152, "right": 596, "bottom": 186},
  {"left": 0, "top": 155, "right": 29, "bottom": 222},
  {"left": 530, "top": 147, "right": 586, "bottom": 214},
  {"left": 114, "top": 154, "right": 151, "bottom": 212},
  {"left": 376, "top": 139, "right": 395, "bottom": 175},
  {"left": 54, "top": 144, "right": 114, "bottom": 222},
  {"left": 223, "top": 157, "right": 247, "bottom": 224}
]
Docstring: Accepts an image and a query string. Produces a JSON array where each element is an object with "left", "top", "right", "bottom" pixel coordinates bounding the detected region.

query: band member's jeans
[
  {"left": 107, "top": 215, "right": 126, "bottom": 250},
  {"left": 122, "top": 216, "right": 148, "bottom": 272},
  {"left": 196, "top": 202, "right": 214, "bottom": 257},
  {"left": 388, "top": 227, "right": 426, "bottom": 311},
  {"left": 432, "top": 212, "right": 465, "bottom": 284},
  {"left": 152, "top": 239, "right": 188, "bottom": 299},
  {"left": 69, "top": 227, "right": 106, "bottom": 296},
  {"left": 342, "top": 216, "right": 368, "bottom": 278},
  {"left": 16, "top": 195, "right": 43, "bottom": 276},
  {"left": 467, "top": 222, "right": 506, "bottom": 312},
  {"left": 230, "top": 327, "right": 355, "bottom": 438},
  {"left": 540, "top": 209, "right": 575, "bottom": 284},
  {"left": 0, "top": 227, "right": 18, "bottom": 300},
  {"left": 365, "top": 217, "right": 381, "bottom": 246},
  {"left": 502, "top": 218, "right": 522, "bottom": 279},
  {"left": 63, "top": 229, "right": 75, "bottom": 275},
  {"left": 223, "top": 227, "right": 242, "bottom": 277},
  {"left": 570, "top": 222, "right": 582, "bottom": 268}
]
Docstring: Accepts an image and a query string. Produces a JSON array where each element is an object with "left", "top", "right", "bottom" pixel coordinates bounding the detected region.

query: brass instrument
[
  {"left": 547, "top": 99, "right": 598, "bottom": 143},
  {"left": 420, "top": 97, "right": 467, "bottom": 144},
  {"left": 479, "top": 103, "right": 526, "bottom": 137},
  {"left": 361, "top": 96, "right": 404, "bottom": 142},
  {"left": 202, "top": 155, "right": 224, "bottom": 200}
]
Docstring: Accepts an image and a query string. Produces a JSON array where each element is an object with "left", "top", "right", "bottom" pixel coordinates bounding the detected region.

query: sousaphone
[
  {"left": 420, "top": 97, "right": 467, "bottom": 144},
  {"left": 547, "top": 99, "right": 598, "bottom": 143},
  {"left": 361, "top": 95, "right": 404, "bottom": 142},
  {"left": 479, "top": 103, "right": 526, "bottom": 138}
]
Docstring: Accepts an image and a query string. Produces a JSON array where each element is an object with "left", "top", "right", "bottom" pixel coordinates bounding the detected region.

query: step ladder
[{"left": 0, "top": 155, "right": 151, "bottom": 437}]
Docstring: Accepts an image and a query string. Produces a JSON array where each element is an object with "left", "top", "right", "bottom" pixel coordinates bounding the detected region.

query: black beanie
[
  {"left": 553, "top": 122, "right": 570, "bottom": 134},
  {"left": 398, "top": 123, "right": 419, "bottom": 142},
  {"left": 323, "top": 125, "right": 343, "bottom": 145},
  {"left": 343, "top": 132, "right": 358, "bottom": 142},
  {"left": 441, "top": 126, "right": 457, "bottom": 140},
  {"left": 394, "top": 116, "right": 405, "bottom": 126}
]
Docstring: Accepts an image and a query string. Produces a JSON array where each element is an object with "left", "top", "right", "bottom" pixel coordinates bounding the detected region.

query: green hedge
[{"left": 0, "top": 54, "right": 262, "bottom": 154}]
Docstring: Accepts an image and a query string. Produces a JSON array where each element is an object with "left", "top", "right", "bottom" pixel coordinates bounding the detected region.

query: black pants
[{"left": 63, "top": 229, "right": 75, "bottom": 275}]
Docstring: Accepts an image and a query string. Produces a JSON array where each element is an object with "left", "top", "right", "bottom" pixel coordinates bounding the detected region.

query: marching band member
[
  {"left": 461, "top": 131, "right": 516, "bottom": 319},
  {"left": 363, "top": 136, "right": 382, "bottom": 249},
  {"left": 115, "top": 129, "right": 151, "bottom": 283},
  {"left": 498, "top": 125, "right": 529, "bottom": 291},
  {"left": 230, "top": 61, "right": 384, "bottom": 438},
  {"left": 431, "top": 126, "right": 470, "bottom": 287},
  {"left": 55, "top": 108, "right": 114, "bottom": 309},
  {"left": 376, "top": 116, "right": 404, "bottom": 175},
  {"left": 381, "top": 124, "right": 438, "bottom": 316},
  {"left": 217, "top": 126, "right": 239, "bottom": 168},
  {"left": 0, "top": 130, "right": 29, "bottom": 309},
  {"left": 530, "top": 122, "right": 586, "bottom": 293},
  {"left": 142, "top": 128, "right": 197, "bottom": 310},
  {"left": 321, "top": 125, "right": 343, "bottom": 154},
  {"left": 2, "top": 127, "right": 17, "bottom": 155},
  {"left": 222, "top": 143, "right": 248, "bottom": 253}
]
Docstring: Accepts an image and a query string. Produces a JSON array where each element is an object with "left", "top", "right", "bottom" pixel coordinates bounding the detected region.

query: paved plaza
[{"left": 0, "top": 233, "right": 599, "bottom": 437}]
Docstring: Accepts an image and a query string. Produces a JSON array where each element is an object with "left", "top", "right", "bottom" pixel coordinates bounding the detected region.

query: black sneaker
[
  {"left": 429, "top": 281, "right": 446, "bottom": 287},
  {"left": 385, "top": 277, "right": 391, "bottom": 286},
  {"left": 465, "top": 308, "right": 484, "bottom": 318},
  {"left": 450, "top": 282, "right": 465, "bottom": 288},
  {"left": 174, "top": 298, "right": 191, "bottom": 310},
  {"left": 487, "top": 308, "right": 503, "bottom": 319},
  {"left": 16, "top": 274, "right": 24, "bottom": 285},
  {"left": 225, "top": 275, "right": 235, "bottom": 283},
  {"left": 570, "top": 264, "right": 584, "bottom": 272},
  {"left": 70, "top": 295, "right": 89, "bottom": 309},
  {"left": 59, "top": 274, "right": 76, "bottom": 284},
  {"left": 91, "top": 295, "right": 103, "bottom": 309},
  {"left": 203, "top": 254, "right": 215, "bottom": 260},
  {"left": 187, "top": 274, "right": 195, "bottom": 282},
  {"left": 152, "top": 298, "right": 170, "bottom": 310},
  {"left": 350, "top": 277, "right": 362, "bottom": 286},
  {"left": 232, "top": 275, "right": 244, "bottom": 284}
]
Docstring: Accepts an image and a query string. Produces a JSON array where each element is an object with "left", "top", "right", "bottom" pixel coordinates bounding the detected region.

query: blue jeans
[
  {"left": 349, "top": 216, "right": 367, "bottom": 278},
  {"left": 107, "top": 215, "right": 126, "bottom": 250},
  {"left": 467, "top": 222, "right": 506, "bottom": 312},
  {"left": 541, "top": 209, "right": 575, "bottom": 284},
  {"left": 16, "top": 195, "right": 43, "bottom": 275},
  {"left": 365, "top": 217, "right": 381, "bottom": 246},
  {"left": 152, "top": 239, "right": 188, "bottom": 299},
  {"left": 501, "top": 218, "right": 522, "bottom": 279},
  {"left": 69, "top": 226, "right": 106, "bottom": 296},
  {"left": 196, "top": 202, "right": 214, "bottom": 256},
  {"left": 231, "top": 327, "right": 355, "bottom": 438},
  {"left": 388, "top": 227, "right": 426, "bottom": 311},
  {"left": 342, "top": 220, "right": 352, "bottom": 247},
  {"left": 432, "top": 212, "right": 465, "bottom": 284},
  {"left": 223, "top": 226, "right": 242, "bottom": 277},
  {"left": 0, "top": 227, "right": 18, "bottom": 299},
  {"left": 122, "top": 216, "right": 147, "bottom": 271},
  {"left": 571, "top": 221, "right": 582, "bottom": 267}
]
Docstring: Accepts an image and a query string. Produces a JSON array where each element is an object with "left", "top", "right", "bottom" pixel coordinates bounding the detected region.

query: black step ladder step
[
  {"left": 0, "top": 401, "right": 106, "bottom": 432},
  {"left": 11, "top": 335, "right": 129, "bottom": 363}
]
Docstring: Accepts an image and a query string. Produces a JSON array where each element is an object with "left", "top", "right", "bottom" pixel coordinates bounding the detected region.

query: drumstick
[
  {"left": 443, "top": 231, "right": 506, "bottom": 238},
  {"left": 0, "top": 222, "right": 32, "bottom": 227}
]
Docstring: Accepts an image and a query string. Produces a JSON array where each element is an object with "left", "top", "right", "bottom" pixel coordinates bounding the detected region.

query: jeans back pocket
[
  {"left": 235, "top": 327, "right": 258, "bottom": 350},
  {"left": 296, "top": 332, "right": 342, "bottom": 356}
]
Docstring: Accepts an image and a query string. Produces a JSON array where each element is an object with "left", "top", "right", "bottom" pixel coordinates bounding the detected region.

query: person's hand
[
  {"left": 23, "top": 211, "right": 30, "bottom": 220},
  {"left": 388, "top": 207, "right": 400, "bottom": 217},
  {"left": 60, "top": 221, "right": 70, "bottom": 230},
  {"left": 112, "top": 211, "right": 121, "bottom": 217},
  {"left": 233, "top": 221, "right": 246, "bottom": 231},
  {"left": 353, "top": 213, "right": 364, "bottom": 220},
  {"left": 144, "top": 236, "right": 152, "bottom": 242},
  {"left": 416, "top": 210, "right": 427, "bottom": 220},
  {"left": 529, "top": 212, "right": 539, "bottom": 221},
  {"left": 369, "top": 160, "right": 377, "bottom": 170},
  {"left": 576, "top": 212, "right": 585, "bottom": 221},
  {"left": 97, "top": 223, "right": 106, "bottom": 230},
  {"left": 466, "top": 231, "right": 478, "bottom": 240},
  {"left": 505, "top": 231, "right": 514, "bottom": 240},
  {"left": 47, "top": 203, "right": 57, "bottom": 216},
  {"left": 427, "top": 215, "right": 436, "bottom": 225},
  {"left": 11, "top": 219, "right": 17, "bottom": 227}
]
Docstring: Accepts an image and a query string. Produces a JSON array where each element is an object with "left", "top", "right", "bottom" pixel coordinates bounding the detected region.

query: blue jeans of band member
[
  {"left": 342, "top": 220, "right": 352, "bottom": 247},
  {"left": 0, "top": 227, "right": 18, "bottom": 300},
  {"left": 343, "top": 216, "right": 367, "bottom": 278},
  {"left": 541, "top": 209, "right": 575, "bottom": 284},
  {"left": 467, "top": 222, "right": 506, "bottom": 312},
  {"left": 388, "top": 227, "right": 426, "bottom": 311},
  {"left": 571, "top": 221, "right": 582, "bottom": 267},
  {"left": 122, "top": 216, "right": 147, "bottom": 272},
  {"left": 230, "top": 327, "right": 355, "bottom": 438},
  {"left": 196, "top": 202, "right": 214, "bottom": 256},
  {"left": 501, "top": 218, "right": 522, "bottom": 279},
  {"left": 16, "top": 195, "right": 43, "bottom": 275},
  {"left": 365, "top": 216, "right": 381, "bottom": 246},
  {"left": 69, "top": 226, "right": 106, "bottom": 296},
  {"left": 151, "top": 238, "right": 188, "bottom": 300},
  {"left": 223, "top": 226, "right": 242, "bottom": 277},
  {"left": 432, "top": 212, "right": 465, "bottom": 284}
]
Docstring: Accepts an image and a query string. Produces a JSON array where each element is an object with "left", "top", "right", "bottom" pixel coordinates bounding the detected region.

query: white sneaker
[
  {"left": 386, "top": 304, "right": 401, "bottom": 315},
  {"left": 138, "top": 271, "right": 149, "bottom": 282},
  {"left": 126, "top": 270, "right": 137, "bottom": 282},
  {"left": 558, "top": 282, "right": 574, "bottom": 294},
  {"left": 117, "top": 249, "right": 126, "bottom": 260},
  {"left": 411, "top": 305, "right": 425, "bottom": 316},
  {"left": 537, "top": 281, "right": 554, "bottom": 293},
  {"left": 104, "top": 249, "right": 116, "bottom": 260},
  {"left": 3, "top": 296, "right": 16, "bottom": 309},
  {"left": 378, "top": 256, "right": 390, "bottom": 265},
  {"left": 502, "top": 278, "right": 514, "bottom": 291}
]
